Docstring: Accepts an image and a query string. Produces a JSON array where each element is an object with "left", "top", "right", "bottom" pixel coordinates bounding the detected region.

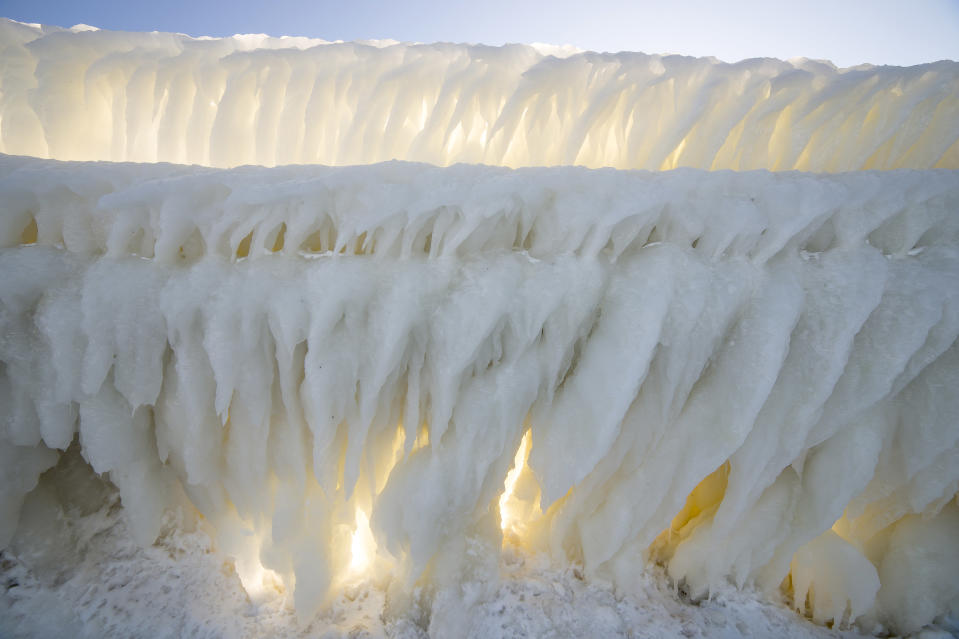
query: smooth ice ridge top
[
  {"left": 1, "top": 155, "right": 958, "bottom": 633},
  {"left": 1, "top": 18, "right": 958, "bottom": 171}
]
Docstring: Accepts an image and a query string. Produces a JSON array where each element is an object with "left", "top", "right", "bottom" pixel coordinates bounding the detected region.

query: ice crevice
[{"left": 1, "top": 153, "right": 958, "bottom": 632}]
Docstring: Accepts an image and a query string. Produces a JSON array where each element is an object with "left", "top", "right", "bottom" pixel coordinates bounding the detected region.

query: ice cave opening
[{"left": 1, "top": 17, "right": 958, "bottom": 638}]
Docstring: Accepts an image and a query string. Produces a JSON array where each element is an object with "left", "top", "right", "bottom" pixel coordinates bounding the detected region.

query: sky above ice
[{"left": 2, "top": 0, "right": 958, "bottom": 67}]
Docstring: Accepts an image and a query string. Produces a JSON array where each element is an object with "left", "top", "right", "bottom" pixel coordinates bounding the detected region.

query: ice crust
[
  {"left": 1, "top": 152, "right": 958, "bottom": 632},
  {"left": 1, "top": 18, "right": 959, "bottom": 171}
]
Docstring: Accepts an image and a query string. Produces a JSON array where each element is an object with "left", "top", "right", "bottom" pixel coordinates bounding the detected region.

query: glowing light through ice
[
  {"left": 349, "top": 509, "right": 377, "bottom": 577},
  {"left": 499, "top": 430, "right": 534, "bottom": 537},
  {"left": 234, "top": 532, "right": 285, "bottom": 604}
]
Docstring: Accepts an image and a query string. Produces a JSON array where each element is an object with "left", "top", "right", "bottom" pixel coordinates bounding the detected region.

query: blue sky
[{"left": 2, "top": 0, "right": 958, "bottom": 67}]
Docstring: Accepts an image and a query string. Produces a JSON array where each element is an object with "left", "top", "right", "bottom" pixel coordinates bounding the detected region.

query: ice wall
[
  {"left": 2, "top": 154, "right": 958, "bottom": 632},
  {"left": 3, "top": 18, "right": 959, "bottom": 634},
  {"left": 2, "top": 18, "right": 959, "bottom": 171}
]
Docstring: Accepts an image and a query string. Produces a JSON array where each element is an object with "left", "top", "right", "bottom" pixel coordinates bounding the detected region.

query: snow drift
[{"left": 1, "top": 20, "right": 959, "bottom": 636}]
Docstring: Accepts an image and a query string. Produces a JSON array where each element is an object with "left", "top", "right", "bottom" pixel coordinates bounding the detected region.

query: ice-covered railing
[
  {"left": 2, "top": 154, "right": 958, "bottom": 632},
  {"left": 2, "top": 18, "right": 959, "bottom": 171},
  {"left": 4, "top": 156, "right": 957, "bottom": 263}
]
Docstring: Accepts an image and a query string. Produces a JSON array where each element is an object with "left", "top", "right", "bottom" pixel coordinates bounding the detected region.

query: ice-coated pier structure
[
  {"left": 1, "top": 18, "right": 958, "bottom": 634},
  {"left": 1, "top": 19, "right": 958, "bottom": 171}
]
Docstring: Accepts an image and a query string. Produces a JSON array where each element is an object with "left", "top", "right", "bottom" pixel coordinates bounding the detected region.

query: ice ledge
[{"left": 2, "top": 155, "right": 957, "bottom": 264}]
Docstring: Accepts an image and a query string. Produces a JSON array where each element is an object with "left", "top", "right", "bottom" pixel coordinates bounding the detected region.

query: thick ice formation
[
  {"left": 1, "top": 18, "right": 958, "bottom": 171},
  {"left": 2, "top": 17, "right": 959, "bottom": 636},
  {"left": 2, "top": 152, "right": 958, "bottom": 632}
]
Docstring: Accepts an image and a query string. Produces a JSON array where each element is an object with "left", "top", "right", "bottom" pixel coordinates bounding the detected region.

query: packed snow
[{"left": 1, "top": 18, "right": 958, "bottom": 171}]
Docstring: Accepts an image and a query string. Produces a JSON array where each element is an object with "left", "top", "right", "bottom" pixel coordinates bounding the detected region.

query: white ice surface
[
  {"left": 1, "top": 154, "right": 958, "bottom": 634},
  {"left": 1, "top": 19, "right": 958, "bottom": 171},
  {"left": 2, "top": 18, "right": 959, "bottom": 636}
]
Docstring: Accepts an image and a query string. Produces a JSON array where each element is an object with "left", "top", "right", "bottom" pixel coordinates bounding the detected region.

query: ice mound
[
  {"left": 1, "top": 17, "right": 958, "bottom": 171},
  {"left": 1, "top": 153, "right": 958, "bottom": 632}
]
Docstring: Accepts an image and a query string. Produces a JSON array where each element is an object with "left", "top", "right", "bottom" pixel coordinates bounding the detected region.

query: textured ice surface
[
  {"left": 1, "top": 153, "right": 958, "bottom": 633},
  {"left": 1, "top": 18, "right": 958, "bottom": 171},
  {"left": 2, "top": 18, "right": 959, "bottom": 636},
  {"left": 1, "top": 448, "right": 876, "bottom": 639}
]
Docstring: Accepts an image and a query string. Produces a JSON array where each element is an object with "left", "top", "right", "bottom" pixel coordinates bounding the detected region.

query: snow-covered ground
[{"left": 1, "top": 449, "right": 887, "bottom": 639}]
